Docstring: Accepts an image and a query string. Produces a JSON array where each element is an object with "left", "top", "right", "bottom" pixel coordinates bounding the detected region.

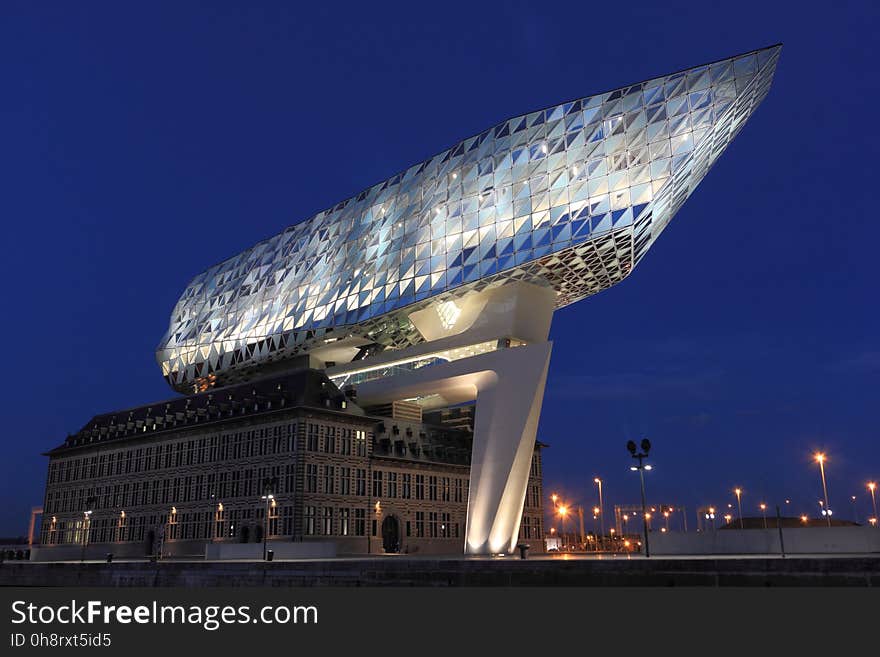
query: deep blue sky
[{"left": 1, "top": 2, "right": 877, "bottom": 535}]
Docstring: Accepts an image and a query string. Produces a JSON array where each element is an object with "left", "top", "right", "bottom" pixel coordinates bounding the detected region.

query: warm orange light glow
[
  {"left": 759, "top": 503, "right": 766, "bottom": 511},
  {"left": 551, "top": 493, "right": 559, "bottom": 503},
  {"left": 734, "top": 488, "right": 742, "bottom": 496},
  {"left": 869, "top": 482, "right": 877, "bottom": 492},
  {"left": 594, "top": 478, "right": 601, "bottom": 484},
  {"left": 558, "top": 505, "right": 569, "bottom": 518},
  {"left": 593, "top": 507, "right": 600, "bottom": 515},
  {"left": 814, "top": 452, "right": 826, "bottom": 464},
  {"left": 800, "top": 515, "right": 808, "bottom": 523}
]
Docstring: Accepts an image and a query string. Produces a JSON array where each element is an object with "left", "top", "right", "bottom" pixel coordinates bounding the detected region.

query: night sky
[{"left": 1, "top": 2, "right": 877, "bottom": 536}]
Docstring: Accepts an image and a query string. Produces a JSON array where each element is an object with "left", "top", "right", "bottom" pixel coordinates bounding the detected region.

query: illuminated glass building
[{"left": 43, "top": 46, "right": 780, "bottom": 557}]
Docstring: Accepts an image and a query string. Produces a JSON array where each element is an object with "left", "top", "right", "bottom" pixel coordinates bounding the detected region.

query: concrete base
[
  {"left": 204, "top": 542, "right": 336, "bottom": 560},
  {"left": 3, "top": 556, "right": 879, "bottom": 587},
  {"left": 649, "top": 527, "right": 880, "bottom": 556}
]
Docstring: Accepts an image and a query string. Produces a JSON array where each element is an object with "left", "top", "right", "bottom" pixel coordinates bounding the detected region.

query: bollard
[
  {"left": 106, "top": 553, "right": 114, "bottom": 563},
  {"left": 266, "top": 549, "right": 274, "bottom": 562},
  {"left": 517, "top": 543, "right": 529, "bottom": 560}
]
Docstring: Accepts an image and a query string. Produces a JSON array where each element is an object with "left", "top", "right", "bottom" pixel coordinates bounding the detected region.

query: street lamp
[
  {"left": 261, "top": 476, "right": 278, "bottom": 561},
  {"left": 557, "top": 505, "right": 569, "bottom": 550},
  {"left": 593, "top": 478, "right": 604, "bottom": 540},
  {"left": 759, "top": 503, "right": 767, "bottom": 529},
  {"left": 814, "top": 453, "right": 832, "bottom": 528},
  {"left": 705, "top": 507, "right": 716, "bottom": 530},
  {"left": 734, "top": 488, "right": 744, "bottom": 529},
  {"left": 850, "top": 496, "right": 858, "bottom": 524},
  {"left": 868, "top": 483, "right": 878, "bottom": 526},
  {"left": 627, "top": 438, "right": 652, "bottom": 558}
]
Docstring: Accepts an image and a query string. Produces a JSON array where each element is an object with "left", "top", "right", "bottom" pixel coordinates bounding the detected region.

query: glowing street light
[
  {"left": 724, "top": 514, "right": 732, "bottom": 525},
  {"left": 868, "top": 483, "right": 878, "bottom": 525},
  {"left": 557, "top": 504, "right": 569, "bottom": 549},
  {"left": 593, "top": 477, "right": 605, "bottom": 540},
  {"left": 734, "top": 488, "right": 744, "bottom": 529},
  {"left": 759, "top": 503, "right": 768, "bottom": 529},
  {"left": 814, "top": 453, "right": 832, "bottom": 528},
  {"left": 800, "top": 515, "right": 808, "bottom": 525}
]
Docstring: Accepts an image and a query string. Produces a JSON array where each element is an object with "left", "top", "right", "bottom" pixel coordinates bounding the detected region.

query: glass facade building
[{"left": 157, "top": 46, "right": 781, "bottom": 393}]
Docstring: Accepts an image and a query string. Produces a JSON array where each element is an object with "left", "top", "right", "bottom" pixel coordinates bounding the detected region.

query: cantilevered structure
[{"left": 155, "top": 45, "right": 780, "bottom": 553}]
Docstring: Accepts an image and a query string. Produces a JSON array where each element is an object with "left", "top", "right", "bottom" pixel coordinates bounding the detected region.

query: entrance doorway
[{"left": 381, "top": 515, "right": 400, "bottom": 553}]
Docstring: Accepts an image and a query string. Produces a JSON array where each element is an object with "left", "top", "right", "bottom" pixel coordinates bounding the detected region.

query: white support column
[
  {"left": 353, "top": 340, "right": 553, "bottom": 555},
  {"left": 464, "top": 341, "right": 552, "bottom": 554}
]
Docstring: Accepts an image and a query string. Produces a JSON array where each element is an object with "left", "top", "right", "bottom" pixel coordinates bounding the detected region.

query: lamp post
[
  {"left": 850, "top": 496, "right": 858, "bottom": 524},
  {"left": 593, "top": 478, "right": 604, "bottom": 541},
  {"left": 81, "top": 510, "right": 92, "bottom": 562},
  {"left": 261, "top": 476, "right": 278, "bottom": 561},
  {"left": 627, "top": 438, "right": 652, "bottom": 558},
  {"left": 80, "top": 496, "right": 97, "bottom": 562},
  {"left": 868, "top": 483, "right": 878, "bottom": 526},
  {"left": 814, "top": 453, "right": 832, "bottom": 528},
  {"left": 759, "top": 503, "right": 767, "bottom": 529},
  {"left": 734, "top": 488, "right": 744, "bottom": 529},
  {"left": 558, "top": 505, "right": 569, "bottom": 550}
]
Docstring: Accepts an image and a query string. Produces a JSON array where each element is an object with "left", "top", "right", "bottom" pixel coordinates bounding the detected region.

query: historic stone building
[{"left": 39, "top": 369, "right": 544, "bottom": 558}]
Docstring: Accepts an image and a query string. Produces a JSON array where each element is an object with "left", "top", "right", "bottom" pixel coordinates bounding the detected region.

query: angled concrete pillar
[
  {"left": 463, "top": 342, "right": 552, "bottom": 554},
  {"left": 352, "top": 340, "right": 553, "bottom": 555}
]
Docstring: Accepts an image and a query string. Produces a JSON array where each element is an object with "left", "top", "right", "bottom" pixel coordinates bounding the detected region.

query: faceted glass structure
[{"left": 158, "top": 45, "right": 781, "bottom": 392}]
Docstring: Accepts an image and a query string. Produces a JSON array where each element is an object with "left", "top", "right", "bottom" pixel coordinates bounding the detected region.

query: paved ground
[{"left": 2, "top": 553, "right": 878, "bottom": 586}]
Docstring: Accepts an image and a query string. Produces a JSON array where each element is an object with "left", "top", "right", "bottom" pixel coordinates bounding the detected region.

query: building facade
[{"left": 39, "top": 370, "right": 544, "bottom": 558}]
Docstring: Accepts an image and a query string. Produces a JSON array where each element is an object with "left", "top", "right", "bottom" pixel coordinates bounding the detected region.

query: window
[
  {"left": 415, "top": 511, "right": 425, "bottom": 537},
  {"left": 306, "top": 464, "right": 318, "bottom": 493},
  {"left": 415, "top": 475, "right": 424, "bottom": 500},
  {"left": 340, "top": 467, "right": 351, "bottom": 496},
  {"left": 322, "top": 507, "right": 333, "bottom": 535},
  {"left": 454, "top": 478, "right": 464, "bottom": 503},
  {"left": 355, "top": 430, "right": 367, "bottom": 457},
  {"left": 429, "top": 512, "right": 438, "bottom": 538},
  {"left": 428, "top": 476, "right": 437, "bottom": 501},
  {"left": 441, "top": 512, "right": 451, "bottom": 538},
  {"left": 340, "top": 429, "right": 351, "bottom": 455},
  {"left": 372, "top": 470, "right": 383, "bottom": 498},
  {"left": 388, "top": 472, "right": 398, "bottom": 498},
  {"left": 305, "top": 506, "right": 316, "bottom": 535},
  {"left": 306, "top": 424, "right": 318, "bottom": 451},
  {"left": 355, "top": 469, "right": 367, "bottom": 496},
  {"left": 442, "top": 477, "right": 450, "bottom": 502},
  {"left": 340, "top": 508, "right": 350, "bottom": 536},
  {"left": 324, "top": 426, "right": 336, "bottom": 453},
  {"left": 354, "top": 509, "right": 366, "bottom": 536},
  {"left": 323, "top": 465, "right": 335, "bottom": 494}
]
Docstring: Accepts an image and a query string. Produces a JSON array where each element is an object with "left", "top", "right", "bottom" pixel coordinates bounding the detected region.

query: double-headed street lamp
[
  {"left": 627, "top": 438, "right": 653, "bottom": 558},
  {"left": 814, "top": 453, "right": 832, "bottom": 528}
]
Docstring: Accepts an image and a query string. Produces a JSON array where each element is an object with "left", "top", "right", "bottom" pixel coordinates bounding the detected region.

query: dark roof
[{"left": 47, "top": 368, "right": 358, "bottom": 456}]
